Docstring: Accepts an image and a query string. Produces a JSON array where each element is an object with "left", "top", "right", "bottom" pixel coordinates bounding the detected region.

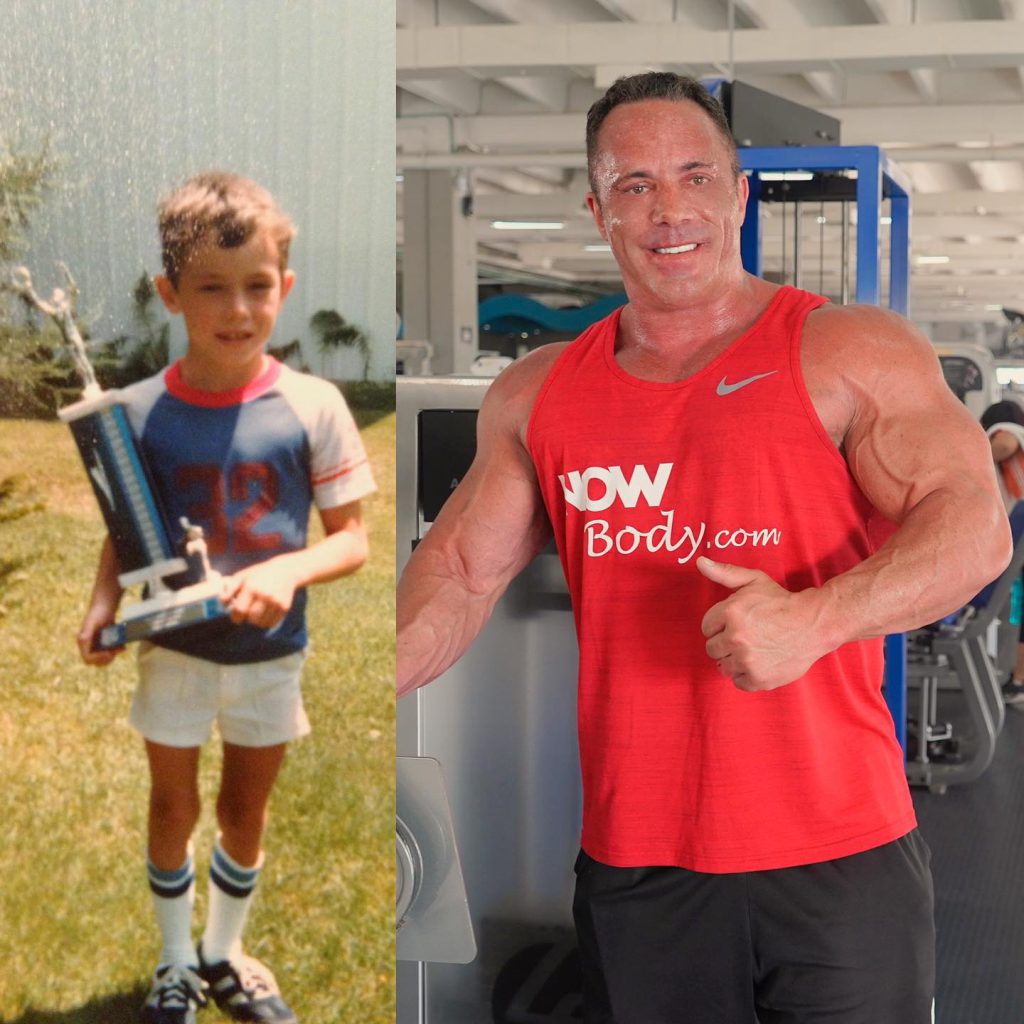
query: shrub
[
  {"left": 311, "top": 309, "right": 372, "bottom": 381},
  {"left": 0, "top": 322, "right": 79, "bottom": 418},
  {"left": 92, "top": 272, "right": 170, "bottom": 390},
  {"left": 0, "top": 139, "right": 55, "bottom": 263}
]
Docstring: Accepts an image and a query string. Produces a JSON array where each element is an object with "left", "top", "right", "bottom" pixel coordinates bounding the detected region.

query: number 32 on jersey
[{"left": 175, "top": 462, "right": 284, "bottom": 555}]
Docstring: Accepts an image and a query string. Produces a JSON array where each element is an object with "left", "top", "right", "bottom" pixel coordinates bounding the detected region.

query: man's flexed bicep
[
  {"left": 396, "top": 346, "right": 566, "bottom": 697},
  {"left": 805, "top": 305, "right": 1011, "bottom": 647}
]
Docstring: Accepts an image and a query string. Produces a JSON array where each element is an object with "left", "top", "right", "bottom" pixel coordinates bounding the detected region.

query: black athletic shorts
[{"left": 572, "top": 830, "right": 934, "bottom": 1024}]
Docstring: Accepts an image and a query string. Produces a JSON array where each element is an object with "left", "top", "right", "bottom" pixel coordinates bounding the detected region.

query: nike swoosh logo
[{"left": 716, "top": 371, "right": 778, "bottom": 396}]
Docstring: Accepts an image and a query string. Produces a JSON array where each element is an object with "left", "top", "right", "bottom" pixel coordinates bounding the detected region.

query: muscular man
[{"left": 397, "top": 73, "right": 1009, "bottom": 1023}]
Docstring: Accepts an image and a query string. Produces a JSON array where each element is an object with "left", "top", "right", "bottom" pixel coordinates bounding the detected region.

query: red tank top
[{"left": 527, "top": 286, "right": 915, "bottom": 873}]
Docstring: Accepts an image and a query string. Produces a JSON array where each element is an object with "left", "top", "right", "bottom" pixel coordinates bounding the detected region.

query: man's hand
[
  {"left": 77, "top": 603, "right": 124, "bottom": 666},
  {"left": 221, "top": 560, "right": 299, "bottom": 629},
  {"left": 696, "top": 556, "right": 827, "bottom": 692}
]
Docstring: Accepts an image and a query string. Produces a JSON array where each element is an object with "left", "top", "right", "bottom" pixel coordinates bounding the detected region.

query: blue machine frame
[{"left": 738, "top": 145, "right": 912, "bottom": 752}]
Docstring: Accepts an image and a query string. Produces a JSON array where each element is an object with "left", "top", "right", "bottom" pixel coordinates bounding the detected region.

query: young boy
[{"left": 77, "top": 172, "right": 376, "bottom": 1024}]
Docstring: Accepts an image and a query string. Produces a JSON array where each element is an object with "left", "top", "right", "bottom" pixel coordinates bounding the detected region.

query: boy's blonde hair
[{"left": 158, "top": 171, "right": 295, "bottom": 284}]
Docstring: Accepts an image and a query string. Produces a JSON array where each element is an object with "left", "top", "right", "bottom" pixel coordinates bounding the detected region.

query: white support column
[{"left": 402, "top": 169, "right": 479, "bottom": 375}]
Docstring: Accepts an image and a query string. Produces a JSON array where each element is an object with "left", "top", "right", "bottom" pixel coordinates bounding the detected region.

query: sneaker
[
  {"left": 141, "top": 964, "right": 208, "bottom": 1024},
  {"left": 197, "top": 947, "right": 297, "bottom": 1023},
  {"left": 1002, "top": 677, "right": 1024, "bottom": 706}
]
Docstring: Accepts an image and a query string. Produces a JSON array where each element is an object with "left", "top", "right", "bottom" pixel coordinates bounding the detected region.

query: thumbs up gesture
[{"left": 696, "top": 556, "right": 828, "bottom": 692}]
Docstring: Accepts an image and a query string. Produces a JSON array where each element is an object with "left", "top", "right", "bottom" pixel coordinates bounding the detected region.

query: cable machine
[{"left": 739, "top": 145, "right": 913, "bottom": 754}]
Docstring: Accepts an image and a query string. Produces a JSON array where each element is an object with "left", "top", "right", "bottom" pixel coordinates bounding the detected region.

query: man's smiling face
[{"left": 586, "top": 98, "right": 749, "bottom": 314}]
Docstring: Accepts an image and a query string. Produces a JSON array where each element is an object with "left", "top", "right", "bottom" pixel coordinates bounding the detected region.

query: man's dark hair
[
  {"left": 981, "top": 400, "right": 1024, "bottom": 431},
  {"left": 585, "top": 72, "right": 741, "bottom": 194}
]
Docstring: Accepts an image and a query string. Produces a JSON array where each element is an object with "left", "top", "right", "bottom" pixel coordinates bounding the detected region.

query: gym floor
[{"left": 914, "top": 708, "right": 1024, "bottom": 1023}]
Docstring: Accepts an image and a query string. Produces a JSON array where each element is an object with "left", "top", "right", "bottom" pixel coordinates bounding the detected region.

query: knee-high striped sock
[
  {"left": 148, "top": 848, "right": 197, "bottom": 968},
  {"left": 201, "top": 837, "right": 264, "bottom": 963}
]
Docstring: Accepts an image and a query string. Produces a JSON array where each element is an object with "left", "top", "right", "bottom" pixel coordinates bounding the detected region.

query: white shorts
[{"left": 130, "top": 642, "right": 311, "bottom": 748}]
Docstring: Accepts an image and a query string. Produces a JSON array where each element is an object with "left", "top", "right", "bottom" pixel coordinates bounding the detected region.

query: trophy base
[{"left": 97, "top": 579, "right": 228, "bottom": 650}]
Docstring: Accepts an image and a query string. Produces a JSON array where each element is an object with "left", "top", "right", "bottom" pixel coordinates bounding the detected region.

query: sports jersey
[
  {"left": 120, "top": 357, "right": 376, "bottom": 664},
  {"left": 527, "top": 285, "right": 915, "bottom": 873}
]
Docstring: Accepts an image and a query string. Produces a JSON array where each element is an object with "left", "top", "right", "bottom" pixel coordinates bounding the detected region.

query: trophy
[{"left": 11, "top": 265, "right": 228, "bottom": 650}]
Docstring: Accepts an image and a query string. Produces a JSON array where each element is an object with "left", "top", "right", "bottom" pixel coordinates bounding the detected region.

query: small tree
[
  {"left": 268, "top": 338, "right": 308, "bottom": 371},
  {"left": 0, "top": 139, "right": 64, "bottom": 416},
  {"left": 0, "top": 321, "right": 78, "bottom": 417},
  {"left": 94, "top": 271, "right": 170, "bottom": 388},
  {"left": 0, "top": 139, "right": 55, "bottom": 264},
  {"left": 2, "top": 267, "right": 171, "bottom": 416},
  {"left": 310, "top": 308, "right": 371, "bottom": 381}
]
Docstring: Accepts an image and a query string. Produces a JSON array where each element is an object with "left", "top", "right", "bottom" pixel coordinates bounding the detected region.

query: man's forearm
[
  {"left": 396, "top": 551, "right": 506, "bottom": 698},
  {"left": 394, "top": 352, "right": 557, "bottom": 697},
  {"left": 812, "top": 488, "right": 1012, "bottom": 650}
]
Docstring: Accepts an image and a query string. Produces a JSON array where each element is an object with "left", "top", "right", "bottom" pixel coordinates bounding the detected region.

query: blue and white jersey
[{"left": 120, "top": 357, "right": 376, "bottom": 664}]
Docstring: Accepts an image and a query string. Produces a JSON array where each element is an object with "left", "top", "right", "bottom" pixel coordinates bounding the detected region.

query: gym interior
[{"left": 395, "top": 3, "right": 1024, "bottom": 1022}]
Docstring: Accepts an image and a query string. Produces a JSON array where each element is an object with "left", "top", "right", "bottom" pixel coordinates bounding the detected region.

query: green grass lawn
[{"left": 0, "top": 412, "right": 395, "bottom": 1024}]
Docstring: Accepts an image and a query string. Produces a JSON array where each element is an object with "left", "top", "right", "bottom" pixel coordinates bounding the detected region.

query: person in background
[{"left": 980, "top": 399, "right": 1024, "bottom": 704}]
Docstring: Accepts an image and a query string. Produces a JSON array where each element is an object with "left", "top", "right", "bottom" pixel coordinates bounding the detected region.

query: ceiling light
[
  {"left": 915, "top": 255, "right": 951, "bottom": 264},
  {"left": 492, "top": 220, "right": 565, "bottom": 230},
  {"left": 880, "top": 216, "right": 892, "bottom": 225},
  {"left": 584, "top": 243, "right": 611, "bottom": 252},
  {"left": 757, "top": 171, "right": 814, "bottom": 182}
]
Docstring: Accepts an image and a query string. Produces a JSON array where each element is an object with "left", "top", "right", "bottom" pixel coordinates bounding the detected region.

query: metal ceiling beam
[
  {"left": 827, "top": 105, "right": 1024, "bottom": 145},
  {"left": 473, "top": 190, "right": 589, "bottom": 216},
  {"left": 731, "top": 0, "right": 843, "bottom": 105},
  {"left": 465, "top": 0, "right": 602, "bottom": 22},
  {"left": 914, "top": 190, "right": 1024, "bottom": 213},
  {"left": 905, "top": 216, "right": 1024, "bottom": 237},
  {"left": 907, "top": 66, "right": 939, "bottom": 101},
  {"left": 590, "top": 0, "right": 735, "bottom": 26},
  {"left": 861, "top": 0, "right": 914, "bottom": 24},
  {"left": 400, "top": 75, "right": 483, "bottom": 114},
  {"left": 397, "top": 103, "right": 1024, "bottom": 155},
  {"left": 473, "top": 166, "right": 569, "bottom": 193},
  {"left": 997, "top": 0, "right": 1024, "bottom": 20},
  {"left": 396, "top": 143, "right": 1024, "bottom": 169},
  {"left": 397, "top": 21, "right": 1024, "bottom": 75},
  {"left": 860, "top": 0, "right": 944, "bottom": 104},
  {"left": 399, "top": 150, "right": 588, "bottom": 168},
  {"left": 494, "top": 74, "right": 570, "bottom": 109}
]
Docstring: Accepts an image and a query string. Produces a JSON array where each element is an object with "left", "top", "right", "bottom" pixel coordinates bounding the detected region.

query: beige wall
[{"left": 0, "top": 0, "right": 395, "bottom": 380}]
